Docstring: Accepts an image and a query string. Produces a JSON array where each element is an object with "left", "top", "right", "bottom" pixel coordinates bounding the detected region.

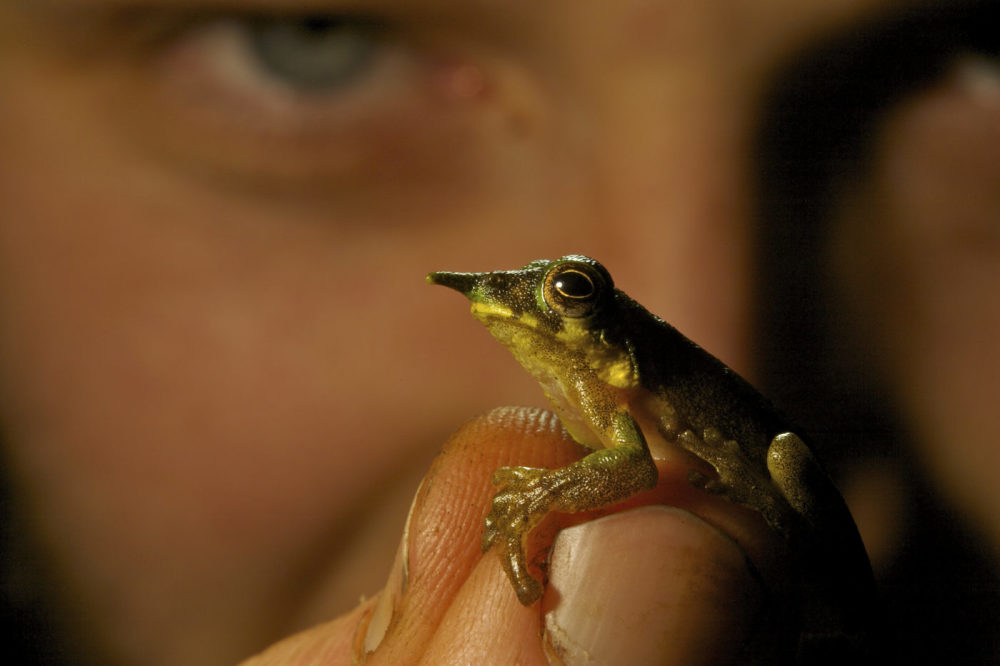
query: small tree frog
[{"left": 428, "top": 255, "right": 874, "bottom": 655}]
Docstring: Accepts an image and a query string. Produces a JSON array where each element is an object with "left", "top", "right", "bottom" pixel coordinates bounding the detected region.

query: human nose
[{"left": 546, "top": 52, "right": 754, "bottom": 374}]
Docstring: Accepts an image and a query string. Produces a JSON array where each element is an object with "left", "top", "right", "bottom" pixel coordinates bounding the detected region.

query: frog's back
[{"left": 614, "top": 291, "right": 786, "bottom": 454}]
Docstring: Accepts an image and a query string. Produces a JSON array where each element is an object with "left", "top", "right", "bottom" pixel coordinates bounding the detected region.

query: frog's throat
[{"left": 469, "top": 302, "right": 638, "bottom": 392}]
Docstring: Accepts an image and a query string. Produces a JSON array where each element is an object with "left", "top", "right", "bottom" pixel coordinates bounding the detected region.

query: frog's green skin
[{"left": 428, "top": 255, "right": 874, "bottom": 656}]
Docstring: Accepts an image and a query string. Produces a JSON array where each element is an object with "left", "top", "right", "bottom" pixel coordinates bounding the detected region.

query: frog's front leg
[{"left": 482, "top": 412, "right": 658, "bottom": 605}]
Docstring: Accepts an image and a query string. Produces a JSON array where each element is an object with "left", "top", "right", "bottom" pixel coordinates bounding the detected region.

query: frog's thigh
[{"left": 766, "top": 432, "right": 821, "bottom": 521}]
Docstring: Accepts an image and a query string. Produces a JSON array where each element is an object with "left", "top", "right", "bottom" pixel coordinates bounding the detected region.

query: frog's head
[
  {"left": 428, "top": 255, "right": 634, "bottom": 388},
  {"left": 428, "top": 255, "right": 615, "bottom": 335}
]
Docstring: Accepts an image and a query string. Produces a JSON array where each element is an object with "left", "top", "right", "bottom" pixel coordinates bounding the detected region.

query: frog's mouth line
[
  {"left": 469, "top": 301, "right": 531, "bottom": 326},
  {"left": 469, "top": 303, "right": 556, "bottom": 346}
]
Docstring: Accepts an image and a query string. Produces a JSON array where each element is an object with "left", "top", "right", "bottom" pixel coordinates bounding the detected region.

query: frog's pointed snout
[{"left": 426, "top": 270, "right": 481, "bottom": 298}]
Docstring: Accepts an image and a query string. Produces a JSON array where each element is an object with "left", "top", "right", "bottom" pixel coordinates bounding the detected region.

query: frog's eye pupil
[{"left": 554, "top": 270, "right": 594, "bottom": 300}]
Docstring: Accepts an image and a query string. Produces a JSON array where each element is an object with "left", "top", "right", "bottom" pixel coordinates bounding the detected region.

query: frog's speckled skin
[{"left": 428, "top": 255, "right": 874, "bottom": 658}]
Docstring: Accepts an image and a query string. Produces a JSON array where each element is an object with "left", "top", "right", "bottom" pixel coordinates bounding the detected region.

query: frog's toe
[
  {"left": 499, "top": 534, "right": 543, "bottom": 605},
  {"left": 687, "top": 468, "right": 727, "bottom": 494},
  {"left": 481, "top": 471, "right": 560, "bottom": 604},
  {"left": 486, "top": 499, "right": 527, "bottom": 539},
  {"left": 482, "top": 504, "right": 545, "bottom": 604},
  {"left": 687, "top": 468, "right": 709, "bottom": 488},
  {"left": 515, "top": 574, "right": 544, "bottom": 605},
  {"left": 482, "top": 492, "right": 526, "bottom": 551},
  {"left": 482, "top": 517, "right": 499, "bottom": 552},
  {"left": 492, "top": 465, "right": 545, "bottom": 486}
]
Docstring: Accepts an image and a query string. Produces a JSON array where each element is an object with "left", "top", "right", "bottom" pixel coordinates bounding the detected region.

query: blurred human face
[{"left": 0, "top": 1, "right": 890, "bottom": 664}]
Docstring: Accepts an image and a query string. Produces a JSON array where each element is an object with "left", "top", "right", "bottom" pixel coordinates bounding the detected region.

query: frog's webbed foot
[
  {"left": 483, "top": 443, "right": 658, "bottom": 605},
  {"left": 482, "top": 465, "right": 566, "bottom": 605},
  {"left": 679, "top": 428, "right": 792, "bottom": 537},
  {"left": 482, "top": 465, "right": 555, "bottom": 554}
]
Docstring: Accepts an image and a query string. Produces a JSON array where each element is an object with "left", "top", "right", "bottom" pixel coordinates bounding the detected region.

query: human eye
[
  {"left": 30, "top": 3, "right": 493, "bottom": 195},
  {"left": 141, "top": 9, "right": 434, "bottom": 177}
]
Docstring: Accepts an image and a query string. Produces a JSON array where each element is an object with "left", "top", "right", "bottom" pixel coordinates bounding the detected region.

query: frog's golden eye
[{"left": 543, "top": 264, "right": 602, "bottom": 318}]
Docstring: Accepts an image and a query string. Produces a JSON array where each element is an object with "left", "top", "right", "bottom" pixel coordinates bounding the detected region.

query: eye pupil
[{"left": 554, "top": 270, "right": 594, "bottom": 299}]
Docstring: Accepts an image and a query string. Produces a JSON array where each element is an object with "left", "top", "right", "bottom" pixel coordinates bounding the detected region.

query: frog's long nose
[{"left": 426, "top": 271, "right": 481, "bottom": 298}]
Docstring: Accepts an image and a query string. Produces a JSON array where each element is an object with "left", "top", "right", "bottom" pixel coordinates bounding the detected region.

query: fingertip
[{"left": 543, "top": 506, "right": 775, "bottom": 665}]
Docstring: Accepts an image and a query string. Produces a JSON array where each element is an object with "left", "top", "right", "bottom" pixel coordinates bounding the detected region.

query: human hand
[{"left": 243, "top": 407, "right": 785, "bottom": 665}]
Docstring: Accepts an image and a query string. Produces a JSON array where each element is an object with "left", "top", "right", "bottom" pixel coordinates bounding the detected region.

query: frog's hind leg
[
  {"left": 766, "top": 431, "right": 868, "bottom": 544},
  {"left": 766, "top": 432, "right": 878, "bottom": 653},
  {"left": 676, "top": 428, "right": 793, "bottom": 538}
]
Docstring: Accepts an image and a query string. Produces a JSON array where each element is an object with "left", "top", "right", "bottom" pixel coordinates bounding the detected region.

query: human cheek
[{"left": 831, "top": 58, "right": 1000, "bottom": 540}]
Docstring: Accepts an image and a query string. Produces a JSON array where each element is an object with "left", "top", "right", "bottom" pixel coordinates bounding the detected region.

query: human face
[{"left": 0, "top": 1, "right": 890, "bottom": 664}]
